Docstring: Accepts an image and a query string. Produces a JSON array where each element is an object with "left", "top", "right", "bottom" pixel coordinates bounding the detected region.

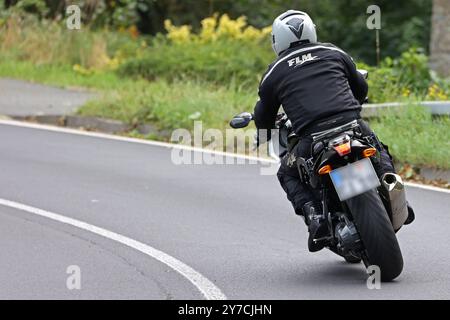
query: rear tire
[{"left": 346, "top": 189, "right": 403, "bottom": 281}]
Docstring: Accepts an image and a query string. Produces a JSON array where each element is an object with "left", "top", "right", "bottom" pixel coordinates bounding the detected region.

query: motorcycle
[{"left": 229, "top": 70, "right": 408, "bottom": 281}]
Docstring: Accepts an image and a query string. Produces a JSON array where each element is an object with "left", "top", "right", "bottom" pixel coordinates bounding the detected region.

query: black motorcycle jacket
[{"left": 254, "top": 42, "right": 368, "bottom": 137}]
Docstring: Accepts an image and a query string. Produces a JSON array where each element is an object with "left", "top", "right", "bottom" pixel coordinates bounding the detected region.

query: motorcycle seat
[{"left": 311, "top": 120, "right": 360, "bottom": 142}]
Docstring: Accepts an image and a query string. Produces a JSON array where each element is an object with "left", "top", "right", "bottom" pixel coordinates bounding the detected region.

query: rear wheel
[{"left": 346, "top": 189, "right": 403, "bottom": 281}]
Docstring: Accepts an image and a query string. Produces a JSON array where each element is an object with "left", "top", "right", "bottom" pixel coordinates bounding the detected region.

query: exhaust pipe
[{"left": 381, "top": 173, "right": 408, "bottom": 230}]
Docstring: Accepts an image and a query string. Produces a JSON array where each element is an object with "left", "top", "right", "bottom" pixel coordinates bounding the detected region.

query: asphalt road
[
  {"left": 0, "top": 79, "right": 93, "bottom": 117},
  {"left": 0, "top": 122, "right": 449, "bottom": 299}
]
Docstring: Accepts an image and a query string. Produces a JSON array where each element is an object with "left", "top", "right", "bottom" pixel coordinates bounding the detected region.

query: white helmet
[{"left": 271, "top": 10, "right": 317, "bottom": 56}]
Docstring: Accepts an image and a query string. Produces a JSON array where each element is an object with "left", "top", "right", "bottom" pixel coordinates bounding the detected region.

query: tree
[{"left": 430, "top": 0, "right": 450, "bottom": 77}]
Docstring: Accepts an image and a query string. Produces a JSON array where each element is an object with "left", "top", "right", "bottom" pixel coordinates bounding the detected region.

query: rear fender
[
  {"left": 350, "top": 139, "right": 371, "bottom": 155},
  {"left": 315, "top": 149, "right": 339, "bottom": 172}
]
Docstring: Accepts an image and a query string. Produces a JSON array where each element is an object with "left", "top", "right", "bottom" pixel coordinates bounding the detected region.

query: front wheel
[{"left": 346, "top": 189, "right": 403, "bottom": 281}]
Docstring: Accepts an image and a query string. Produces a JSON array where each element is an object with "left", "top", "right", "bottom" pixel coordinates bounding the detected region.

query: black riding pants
[{"left": 277, "top": 118, "right": 395, "bottom": 214}]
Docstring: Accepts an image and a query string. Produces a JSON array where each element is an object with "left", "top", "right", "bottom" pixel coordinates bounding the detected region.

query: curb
[
  {"left": 362, "top": 100, "right": 450, "bottom": 117},
  {"left": 12, "top": 115, "right": 129, "bottom": 134},
  {"left": 420, "top": 167, "right": 450, "bottom": 183},
  {"left": 11, "top": 114, "right": 171, "bottom": 138}
]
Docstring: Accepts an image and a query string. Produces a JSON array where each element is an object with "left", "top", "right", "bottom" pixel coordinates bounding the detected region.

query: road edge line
[
  {"left": 0, "top": 198, "right": 227, "bottom": 300},
  {"left": 404, "top": 182, "right": 450, "bottom": 194}
]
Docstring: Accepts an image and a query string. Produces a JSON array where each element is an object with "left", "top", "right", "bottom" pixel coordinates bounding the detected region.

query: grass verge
[{"left": 369, "top": 105, "right": 450, "bottom": 170}]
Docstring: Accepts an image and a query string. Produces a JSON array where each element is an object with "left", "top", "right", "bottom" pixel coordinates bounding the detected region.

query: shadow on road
[{"left": 283, "top": 259, "right": 403, "bottom": 289}]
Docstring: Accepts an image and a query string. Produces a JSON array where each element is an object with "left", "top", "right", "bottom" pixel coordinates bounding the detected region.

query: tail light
[
  {"left": 330, "top": 134, "right": 351, "bottom": 156},
  {"left": 318, "top": 165, "right": 333, "bottom": 175},
  {"left": 333, "top": 141, "right": 351, "bottom": 156},
  {"left": 362, "top": 147, "right": 377, "bottom": 158}
]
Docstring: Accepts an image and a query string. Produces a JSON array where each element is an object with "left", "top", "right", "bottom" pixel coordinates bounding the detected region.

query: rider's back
[{"left": 256, "top": 42, "right": 366, "bottom": 135}]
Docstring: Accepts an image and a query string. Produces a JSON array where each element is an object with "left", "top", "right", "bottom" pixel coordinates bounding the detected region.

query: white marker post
[{"left": 367, "top": 5, "right": 382, "bottom": 65}]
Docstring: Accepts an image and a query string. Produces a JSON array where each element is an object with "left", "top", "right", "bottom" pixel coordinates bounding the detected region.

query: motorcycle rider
[{"left": 253, "top": 10, "right": 415, "bottom": 252}]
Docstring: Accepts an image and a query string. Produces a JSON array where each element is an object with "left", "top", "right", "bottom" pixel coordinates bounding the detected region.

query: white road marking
[
  {"left": 0, "top": 198, "right": 227, "bottom": 300},
  {"left": 0, "top": 119, "right": 448, "bottom": 194},
  {"left": 404, "top": 182, "right": 450, "bottom": 194},
  {"left": 0, "top": 119, "right": 276, "bottom": 164}
]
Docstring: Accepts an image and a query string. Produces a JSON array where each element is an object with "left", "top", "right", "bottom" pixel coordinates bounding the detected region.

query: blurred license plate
[{"left": 329, "top": 158, "right": 380, "bottom": 201}]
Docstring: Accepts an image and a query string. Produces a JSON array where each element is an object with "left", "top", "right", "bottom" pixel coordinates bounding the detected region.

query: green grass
[
  {"left": 0, "top": 59, "right": 123, "bottom": 90},
  {"left": 79, "top": 78, "right": 255, "bottom": 132},
  {"left": 369, "top": 105, "right": 450, "bottom": 170}
]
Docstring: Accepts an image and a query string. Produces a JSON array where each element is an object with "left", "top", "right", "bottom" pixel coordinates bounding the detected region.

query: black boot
[
  {"left": 405, "top": 202, "right": 415, "bottom": 225},
  {"left": 302, "top": 201, "right": 328, "bottom": 252}
]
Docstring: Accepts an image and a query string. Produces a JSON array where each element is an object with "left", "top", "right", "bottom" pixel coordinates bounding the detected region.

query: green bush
[
  {"left": 394, "top": 47, "right": 430, "bottom": 92},
  {"left": 357, "top": 48, "right": 449, "bottom": 103}
]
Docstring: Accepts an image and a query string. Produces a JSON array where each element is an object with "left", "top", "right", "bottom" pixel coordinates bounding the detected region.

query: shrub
[
  {"left": 358, "top": 48, "right": 449, "bottom": 103},
  {"left": 118, "top": 14, "right": 273, "bottom": 87},
  {"left": 163, "top": 14, "right": 272, "bottom": 43}
]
